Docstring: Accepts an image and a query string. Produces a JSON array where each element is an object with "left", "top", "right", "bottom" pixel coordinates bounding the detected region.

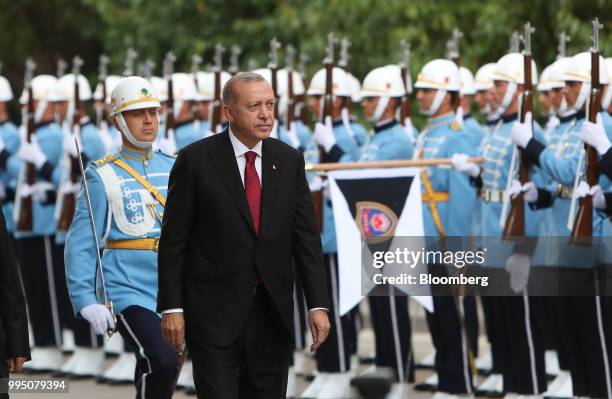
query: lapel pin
[{"left": 272, "top": 164, "right": 277, "bottom": 170}]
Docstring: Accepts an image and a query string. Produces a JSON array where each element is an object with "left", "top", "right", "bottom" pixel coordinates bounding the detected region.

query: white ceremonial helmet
[
  {"left": 171, "top": 72, "right": 198, "bottom": 101},
  {"left": 562, "top": 52, "right": 609, "bottom": 112},
  {"left": 414, "top": 59, "right": 460, "bottom": 116},
  {"left": 547, "top": 57, "right": 572, "bottom": 115},
  {"left": 361, "top": 65, "right": 405, "bottom": 122},
  {"left": 537, "top": 64, "right": 554, "bottom": 92},
  {"left": 459, "top": 66, "right": 476, "bottom": 96},
  {"left": 93, "top": 75, "right": 122, "bottom": 103},
  {"left": 474, "top": 63, "right": 497, "bottom": 91},
  {"left": 195, "top": 71, "right": 214, "bottom": 101},
  {"left": 603, "top": 58, "right": 612, "bottom": 110},
  {"left": 56, "top": 73, "right": 93, "bottom": 103},
  {"left": 347, "top": 73, "right": 362, "bottom": 102},
  {"left": 150, "top": 76, "right": 168, "bottom": 102},
  {"left": 110, "top": 76, "right": 161, "bottom": 149},
  {"left": 19, "top": 75, "right": 62, "bottom": 123},
  {"left": 276, "top": 68, "right": 306, "bottom": 118},
  {"left": 306, "top": 67, "right": 351, "bottom": 97},
  {"left": 493, "top": 53, "right": 538, "bottom": 114},
  {"left": 0, "top": 75, "right": 13, "bottom": 102}
]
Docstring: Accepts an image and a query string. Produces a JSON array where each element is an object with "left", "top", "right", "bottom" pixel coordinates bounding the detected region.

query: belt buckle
[{"left": 154, "top": 237, "right": 159, "bottom": 252}]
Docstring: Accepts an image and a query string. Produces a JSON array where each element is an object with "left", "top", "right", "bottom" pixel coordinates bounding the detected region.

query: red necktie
[{"left": 244, "top": 151, "right": 261, "bottom": 234}]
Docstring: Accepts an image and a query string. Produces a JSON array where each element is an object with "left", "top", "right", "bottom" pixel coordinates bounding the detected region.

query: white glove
[
  {"left": 403, "top": 117, "right": 416, "bottom": 143},
  {"left": 63, "top": 129, "right": 82, "bottom": 158},
  {"left": 505, "top": 253, "right": 531, "bottom": 294},
  {"left": 308, "top": 175, "right": 324, "bottom": 192},
  {"left": 322, "top": 178, "right": 331, "bottom": 200},
  {"left": 80, "top": 303, "right": 116, "bottom": 335},
  {"left": 0, "top": 133, "right": 5, "bottom": 153},
  {"left": 521, "top": 181, "right": 538, "bottom": 203},
  {"left": 505, "top": 179, "right": 522, "bottom": 200},
  {"left": 61, "top": 181, "right": 81, "bottom": 195},
  {"left": 510, "top": 112, "right": 533, "bottom": 148},
  {"left": 590, "top": 185, "right": 606, "bottom": 210},
  {"left": 451, "top": 153, "right": 480, "bottom": 177},
  {"left": 313, "top": 116, "right": 336, "bottom": 153},
  {"left": 19, "top": 183, "right": 47, "bottom": 202},
  {"left": 580, "top": 114, "right": 611, "bottom": 155},
  {"left": 576, "top": 183, "right": 606, "bottom": 210},
  {"left": 574, "top": 181, "right": 591, "bottom": 199},
  {"left": 157, "top": 128, "right": 177, "bottom": 155},
  {"left": 18, "top": 137, "right": 47, "bottom": 169},
  {"left": 286, "top": 121, "right": 301, "bottom": 149}
]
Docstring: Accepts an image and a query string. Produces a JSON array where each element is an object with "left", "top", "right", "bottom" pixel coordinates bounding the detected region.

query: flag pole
[{"left": 306, "top": 156, "right": 484, "bottom": 172}]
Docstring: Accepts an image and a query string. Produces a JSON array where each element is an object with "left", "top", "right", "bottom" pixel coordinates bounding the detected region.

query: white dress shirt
[{"left": 162, "top": 130, "right": 325, "bottom": 314}]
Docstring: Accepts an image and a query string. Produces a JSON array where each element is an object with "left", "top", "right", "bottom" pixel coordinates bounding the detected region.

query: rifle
[
  {"left": 123, "top": 47, "right": 138, "bottom": 76},
  {"left": 312, "top": 33, "right": 336, "bottom": 232},
  {"left": 285, "top": 44, "right": 296, "bottom": 129},
  {"left": 557, "top": 32, "right": 570, "bottom": 60},
  {"left": 509, "top": 31, "right": 520, "bottom": 53},
  {"left": 268, "top": 38, "right": 282, "bottom": 122},
  {"left": 229, "top": 45, "right": 242, "bottom": 75},
  {"left": 97, "top": 54, "right": 109, "bottom": 128},
  {"left": 502, "top": 22, "right": 535, "bottom": 240},
  {"left": 446, "top": 28, "right": 463, "bottom": 111},
  {"left": 163, "top": 52, "right": 176, "bottom": 139},
  {"left": 56, "top": 58, "right": 67, "bottom": 79},
  {"left": 139, "top": 59, "right": 155, "bottom": 80},
  {"left": 210, "top": 43, "right": 225, "bottom": 133},
  {"left": 16, "top": 58, "right": 37, "bottom": 232},
  {"left": 338, "top": 37, "right": 351, "bottom": 112},
  {"left": 298, "top": 52, "right": 309, "bottom": 124},
  {"left": 191, "top": 54, "right": 203, "bottom": 121},
  {"left": 570, "top": 18, "right": 603, "bottom": 244},
  {"left": 57, "top": 55, "right": 84, "bottom": 232},
  {"left": 399, "top": 40, "right": 412, "bottom": 121}
]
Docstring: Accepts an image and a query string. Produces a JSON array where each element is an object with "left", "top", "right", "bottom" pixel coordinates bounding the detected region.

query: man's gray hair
[{"left": 222, "top": 72, "right": 266, "bottom": 106}]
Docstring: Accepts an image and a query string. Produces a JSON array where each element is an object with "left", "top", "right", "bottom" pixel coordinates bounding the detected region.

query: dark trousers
[
  {"left": 369, "top": 292, "right": 414, "bottom": 382},
  {"left": 116, "top": 306, "right": 178, "bottom": 399},
  {"left": 15, "top": 236, "right": 63, "bottom": 347},
  {"left": 480, "top": 295, "right": 504, "bottom": 374},
  {"left": 314, "top": 254, "right": 355, "bottom": 372},
  {"left": 188, "top": 285, "right": 292, "bottom": 399},
  {"left": 558, "top": 296, "right": 612, "bottom": 398}
]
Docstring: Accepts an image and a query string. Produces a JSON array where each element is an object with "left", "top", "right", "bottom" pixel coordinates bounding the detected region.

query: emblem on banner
[{"left": 355, "top": 201, "right": 398, "bottom": 243}]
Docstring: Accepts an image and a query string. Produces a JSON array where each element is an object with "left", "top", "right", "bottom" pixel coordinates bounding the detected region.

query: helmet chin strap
[
  {"left": 497, "top": 82, "right": 517, "bottom": 115},
  {"left": 34, "top": 100, "right": 48, "bottom": 124},
  {"left": 602, "top": 84, "right": 612, "bottom": 111},
  {"left": 115, "top": 112, "right": 158, "bottom": 150},
  {"left": 422, "top": 89, "right": 447, "bottom": 116},
  {"left": 572, "top": 82, "right": 590, "bottom": 113},
  {"left": 367, "top": 96, "right": 390, "bottom": 122},
  {"left": 173, "top": 100, "right": 183, "bottom": 119}
]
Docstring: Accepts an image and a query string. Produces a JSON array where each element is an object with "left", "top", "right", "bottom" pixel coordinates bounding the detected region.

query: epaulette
[
  {"left": 95, "top": 153, "right": 118, "bottom": 166},
  {"left": 450, "top": 121, "right": 461, "bottom": 131}
]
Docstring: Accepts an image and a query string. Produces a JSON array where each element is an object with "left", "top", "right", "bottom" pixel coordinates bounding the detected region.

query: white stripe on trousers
[
  {"left": 594, "top": 286, "right": 612, "bottom": 399},
  {"left": 522, "top": 291, "right": 539, "bottom": 394},
  {"left": 329, "top": 255, "right": 346, "bottom": 372},
  {"left": 388, "top": 287, "right": 405, "bottom": 383},
  {"left": 119, "top": 313, "right": 152, "bottom": 399},
  {"left": 43, "top": 236, "right": 62, "bottom": 346},
  {"left": 458, "top": 298, "right": 472, "bottom": 394}
]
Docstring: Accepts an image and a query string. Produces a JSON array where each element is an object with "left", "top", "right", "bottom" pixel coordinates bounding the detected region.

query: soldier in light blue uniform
[
  {"left": 65, "top": 76, "right": 178, "bottom": 399},
  {"left": 459, "top": 66, "right": 485, "bottom": 148},
  {"left": 0, "top": 74, "right": 20, "bottom": 234},
  {"left": 356, "top": 65, "right": 414, "bottom": 395},
  {"left": 53, "top": 72, "right": 109, "bottom": 377},
  {"left": 456, "top": 53, "right": 549, "bottom": 397},
  {"left": 299, "top": 66, "right": 359, "bottom": 397},
  {"left": 12, "top": 75, "right": 65, "bottom": 372},
  {"left": 414, "top": 59, "right": 477, "bottom": 397},
  {"left": 157, "top": 73, "right": 202, "bottom": 155}
]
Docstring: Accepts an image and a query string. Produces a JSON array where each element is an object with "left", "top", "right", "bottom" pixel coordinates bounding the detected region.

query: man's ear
[{"left": 223, "top": 103, "right": 233, "bottom": 122}]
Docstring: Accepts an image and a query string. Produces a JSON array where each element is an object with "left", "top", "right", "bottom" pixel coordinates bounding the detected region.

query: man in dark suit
[
  {"left": 0, "top": 200, "right": 30, "bottom": 398},
  {"left": 158, "top": 72, "right": 330, "bottom": 399}
]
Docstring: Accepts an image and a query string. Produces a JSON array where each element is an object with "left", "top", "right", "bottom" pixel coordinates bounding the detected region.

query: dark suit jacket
[
  {"left": 0, "top": 201, "right": 30, "bottom": 376},
  {"left": 157, "top": 130, "right": 328, "bottom": 346}
]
